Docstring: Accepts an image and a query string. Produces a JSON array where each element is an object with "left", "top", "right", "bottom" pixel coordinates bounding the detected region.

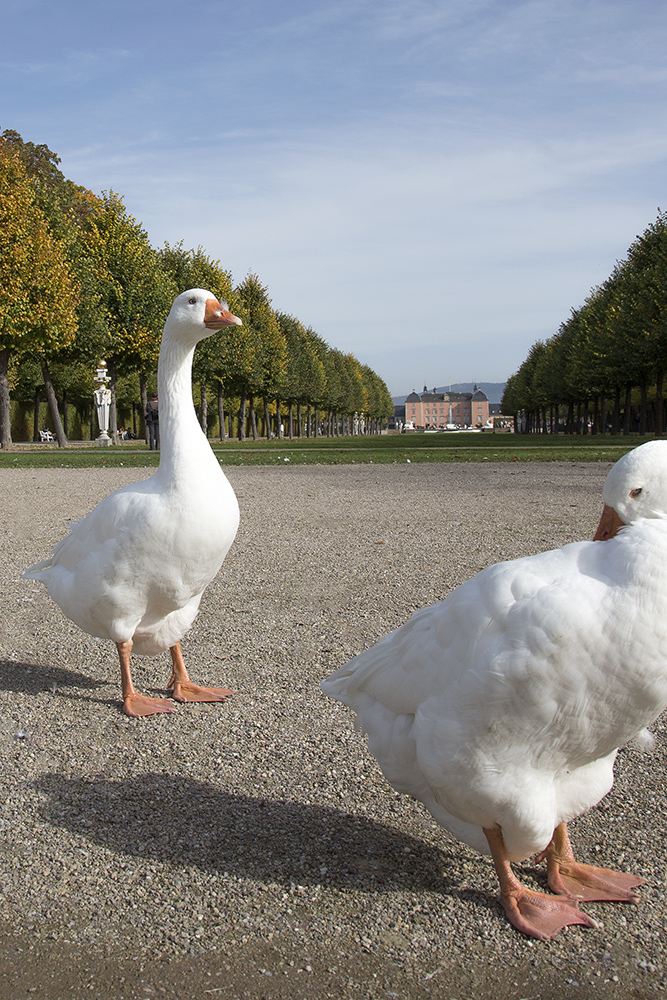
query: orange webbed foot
[
  {"left": 169, "top": 681, "right": 234, "bottom": 704},
  {"left": 502, "top": 886, "right": 599, "bottom": 940},
  {"left": 123, "top": 693, "right": 177, "bottom": 718},
  {"left": 549, "top": 861, "right": 643, "bottom": 903},
  {"left": 167, "top": 642, "right": 234, "bottom": 704},
  {"left": 484, "top": 825, "right": 598, "bottom": 941},
  {"left": 542, "top": 823, "right": 643, "bottom": 903}
]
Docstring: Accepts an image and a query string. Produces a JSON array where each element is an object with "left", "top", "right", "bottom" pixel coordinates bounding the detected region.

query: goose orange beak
[
  {"left": 593, "top": 504, "right": 625, "bottom": 541},
  {"left": 204, "top": 298, "right": 242, "bottom": 329}
]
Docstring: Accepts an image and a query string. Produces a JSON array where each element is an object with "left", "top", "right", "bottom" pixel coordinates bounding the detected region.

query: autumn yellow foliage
[{"left": 0, "top": 141, "right": 79, "bottom": 353}]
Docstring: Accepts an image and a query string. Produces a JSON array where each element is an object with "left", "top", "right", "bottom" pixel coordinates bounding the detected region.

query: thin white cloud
[
  {"left": 60, "top": 102, "right": 666, "bottom": 393},
  {"left": 0, "top": 47, "right": 133, "bottom": 81}
]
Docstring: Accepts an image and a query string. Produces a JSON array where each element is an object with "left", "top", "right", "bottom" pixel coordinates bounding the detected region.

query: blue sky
[{"left": 3, "top": 0, "right": 667, "bottom": 395}]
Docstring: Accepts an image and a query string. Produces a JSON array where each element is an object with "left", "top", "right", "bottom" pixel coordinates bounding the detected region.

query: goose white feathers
[
  {"left": 322, "top": 440, "right": 667, "bottom": 939},
  {"left": 24, "top": 289, "right": 242, "bottom": 718}
]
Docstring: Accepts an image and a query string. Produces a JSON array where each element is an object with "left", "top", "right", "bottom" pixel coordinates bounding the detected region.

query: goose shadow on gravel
[
  {"left": 0, "top": 660, "right": 105, "bottom": 694},
  {"left": 33, "top": 772, "right": 492, "bottom": 906}
]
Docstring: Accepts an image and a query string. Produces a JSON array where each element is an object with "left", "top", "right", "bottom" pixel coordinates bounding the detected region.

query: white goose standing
[
  {"left": 24, "top": 289, "right": 242, "bottom": 718},
  {"left": 322, "top": 440, "right": 667, "bottom": 939}
]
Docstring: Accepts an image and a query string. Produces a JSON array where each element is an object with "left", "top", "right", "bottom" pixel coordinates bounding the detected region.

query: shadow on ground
[
  {"left": 0, "top": 660, "right": 105, "bottom": 694},
  {"left": 33, "top": 771, "right": 477, "bottom": 900}
]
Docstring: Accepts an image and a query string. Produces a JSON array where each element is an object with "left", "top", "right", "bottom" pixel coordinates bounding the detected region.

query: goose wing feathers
[
  {"left": 323, "top": 519, "right": 667, "bottom": 857},
  {"left": 24, "top": 475, "right": 238, "bottom": 654}
]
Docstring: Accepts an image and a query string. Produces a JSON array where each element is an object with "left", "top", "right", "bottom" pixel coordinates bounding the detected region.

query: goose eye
[
  {"left": 630, "top": 488, "right": 642, "bottom": 498},
  {"left": 188, "top": 297, "right": 197, "bottom": 305}
]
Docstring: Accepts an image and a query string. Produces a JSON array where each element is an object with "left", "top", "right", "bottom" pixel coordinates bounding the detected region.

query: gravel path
[{"left": 0, "top": 461, "right": 665, "bottom": 1000}]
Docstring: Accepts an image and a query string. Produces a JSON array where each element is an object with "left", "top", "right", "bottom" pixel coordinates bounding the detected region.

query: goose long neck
[{"left": 156, "top": 330, "right": 211, "bottom": 479}]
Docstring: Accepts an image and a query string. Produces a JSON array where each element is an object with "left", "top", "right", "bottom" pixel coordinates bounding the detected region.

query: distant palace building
[{"left": 404, "top": 385, "right": 489, "bottom": 429}]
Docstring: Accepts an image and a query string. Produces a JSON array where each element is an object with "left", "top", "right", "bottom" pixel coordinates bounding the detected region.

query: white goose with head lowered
[
  {"left": 24, "top": 289, "right": 242, "bottom": 718},
  {"left": 322, "top": 440, "right": 667, "bottom": 939}
]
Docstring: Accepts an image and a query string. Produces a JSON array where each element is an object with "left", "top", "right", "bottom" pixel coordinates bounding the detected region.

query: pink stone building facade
[{"left": 404, "top": 386, "right": 489, "bottom": 429}]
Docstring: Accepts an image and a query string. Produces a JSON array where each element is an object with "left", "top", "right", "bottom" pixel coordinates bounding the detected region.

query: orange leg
[
  {"left": 117, "top": 640, "right": 176, "bottom": 718},
  {"left": 167, "top": 641, "right": 234, "bottom": 704},
  {"left": 540, "top": 822, "right": 643, "bottom": 903},
  {"left": 483, "top": 826, "right": 598, "bottom": 940}
]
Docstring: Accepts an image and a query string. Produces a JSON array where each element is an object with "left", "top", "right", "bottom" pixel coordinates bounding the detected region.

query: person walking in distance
[{"left": 146, "top": 392, "right": 159, "bottom": 450}]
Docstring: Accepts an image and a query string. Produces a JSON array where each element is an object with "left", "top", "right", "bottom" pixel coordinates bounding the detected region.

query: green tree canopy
[
  {"left": 3, "top": 128, "right": 393, "bottom": 444},
  {"left": 234, "top": 274, "right": 287, "bottom": 399}
]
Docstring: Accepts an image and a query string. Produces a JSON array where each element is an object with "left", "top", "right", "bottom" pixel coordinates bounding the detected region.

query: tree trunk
[
  {"left": 591, "top": 396, "right": 599, "bottom": 436},
  {"left": 33, "top": 388, "right": 40, "bottom": 442},
  {"left": 639, "top": 382, "right": 648, "bottom": 434},
  {"left": 138, "top": 372, "right": 148, "bottom": 443},
  {"left": 623, "top": 382, "right": 632, "bottom": 435},
  {"left": 656, "top": 371, "right": 664, "bottom": 436},
  {"left": 0, "top": 349, "right": 12, "bottom": 449},
  {"left": 307, "top": 405, "right": 312, "bottom": 438},
  {"left": 41, "top": 361, "right": 68, "bottom": 447},
  {"left": 249, "top": 397, "right": 258, "bottom": 439},
  {"left": 199, "top": 382, "right": 208, "bottom": 435},
  {"left": 263, "top": 397, "right": 271, "bottom": 438},
  {"left": 612, "top": 386, "right": 621, "bottom": 435},
  {"left": 288, "top": 402, "right": 294, "bottom": 439},
  {"left": 217, "top": 382, "right": 227, "bottom": 439},
  {"left": 108, "top": 358, "right": 118, "bottom": 444},
  {"left": 139, "top": 372, "right": 149, "bottom": 443},
  {"left": 238, "top": 394, "right": 247, "bottom": 441},
  {"left": 276, "top": 398, "right": 283, "bottom": 439}
]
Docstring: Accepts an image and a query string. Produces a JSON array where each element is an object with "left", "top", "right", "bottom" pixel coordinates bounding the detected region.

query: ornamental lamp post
[{"left": 94, "top": 360, "right": 112, "bottom": 447}]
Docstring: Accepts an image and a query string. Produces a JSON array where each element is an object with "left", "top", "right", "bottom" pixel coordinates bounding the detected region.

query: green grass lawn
[{"left": 0, "top": 432, "right": 660, "bottom": 468}]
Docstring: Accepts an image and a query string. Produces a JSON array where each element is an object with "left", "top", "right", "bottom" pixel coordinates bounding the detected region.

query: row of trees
[
  {"left": 0, "top": 129, "right": 393, "bottom": 448},
  {"left": 502, "top": 212, "right": 667, "bottom": 435}
]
